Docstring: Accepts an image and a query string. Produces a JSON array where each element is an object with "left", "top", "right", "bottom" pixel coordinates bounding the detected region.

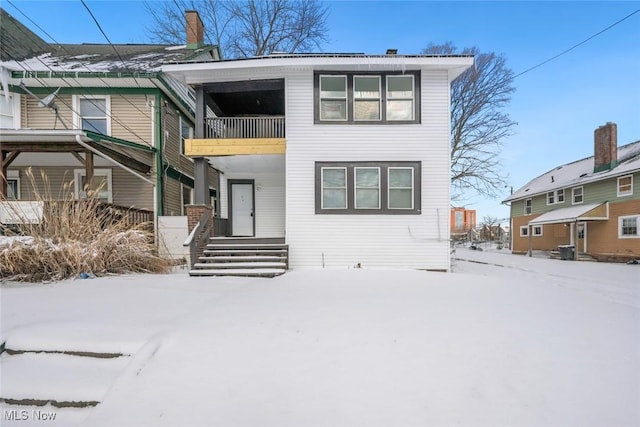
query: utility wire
[
  {"left": 514, "top": 7, "right": 640, "bottom": 79},
  {"left": 79, "top": 0, "right": 142, "bottom": 88},
  {"left": 5, "top": 0, "right": 156, "bottom": 146},
  {"left": 6, "top": 0, "right": 153, "bottom": 123}
]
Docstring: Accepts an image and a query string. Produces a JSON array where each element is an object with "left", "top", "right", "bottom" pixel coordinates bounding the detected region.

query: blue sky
[{"left": 4, "top": 0, "right": 640, "bottom": 222}]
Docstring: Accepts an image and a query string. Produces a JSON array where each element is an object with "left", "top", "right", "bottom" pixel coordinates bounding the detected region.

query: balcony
[{"left": 185, "top": 116, "right": 286, "bottom": 157}]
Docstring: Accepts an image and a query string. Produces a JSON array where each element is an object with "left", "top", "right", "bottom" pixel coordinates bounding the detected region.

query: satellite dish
[
  {"left": 38, "top": 87, "right": 60, "bottom": 108},
  {"left": 19, "top": 82, "right": 68, "bottom": 129}
]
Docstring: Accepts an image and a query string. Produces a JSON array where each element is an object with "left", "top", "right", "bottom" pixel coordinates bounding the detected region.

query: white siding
[
  {"left": 223, "top": 170, "right": 285, "bottom": 238},
  {"left": 285, "top": 69, "right": 452, "bottom": 270}
]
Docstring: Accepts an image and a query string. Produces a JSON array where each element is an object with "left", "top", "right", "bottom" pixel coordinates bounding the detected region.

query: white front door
[{"left": 231, "top": 182, "right": 254, "bottom": 236}]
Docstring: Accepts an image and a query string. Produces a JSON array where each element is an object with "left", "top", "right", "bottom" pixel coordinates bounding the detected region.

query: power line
[
  {"left": 79, "top": 0, "right": 143, "bottom": 88},
  {"left": 5, "top": 0, "right": 157, "bottom": 146},
  {"left": 514, "top": 7, "right": 640, "bottom": 79}
]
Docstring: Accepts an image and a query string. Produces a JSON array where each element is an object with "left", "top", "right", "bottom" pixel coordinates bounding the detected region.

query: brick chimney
[
  {"left": 593, "top": 122, "right": 618, "bottom": 173},
  {"left": 186, "top": 10, "right": 204, "bottom": 49}
]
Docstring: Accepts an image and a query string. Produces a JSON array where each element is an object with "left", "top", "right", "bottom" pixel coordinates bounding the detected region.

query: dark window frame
[
  {"left": 314, "top": 71, "right": 421, "bottom": 124},
  {"left": 315, "top": 161, "right": 421, "bottom": 215}
]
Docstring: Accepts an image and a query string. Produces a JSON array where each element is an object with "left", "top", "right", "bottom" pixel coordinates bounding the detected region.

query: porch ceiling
[
  {"left": 209, "top": 154, "right": 284, "bottom": 175},
  {"left": 528, "top": 202, "right": 609, "bottom": 226},
  {"left": 0, "top": 129, "right": 153, "bottom": 174}
]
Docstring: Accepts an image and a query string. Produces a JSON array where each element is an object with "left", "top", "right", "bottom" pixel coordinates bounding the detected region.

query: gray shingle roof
[
  {"left": 504, "top": 140, "right": 640, "bottom": 203},
  {"left": 0, "top": 7, "right": 50, "bottom": 61}
]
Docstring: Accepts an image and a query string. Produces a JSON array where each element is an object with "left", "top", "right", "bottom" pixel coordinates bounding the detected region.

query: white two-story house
[{"left": 165, "top": 46, "right": 473, "bottom": 274}]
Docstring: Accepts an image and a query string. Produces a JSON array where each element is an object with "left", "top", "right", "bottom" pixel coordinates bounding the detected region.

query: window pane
[
  {"left": 82, "top": 118, "right": 108, "bottom": 134},
  {"left": 323, "top": 189, "right": 347, "bottom": 209},
  {"left": 557, "top": 190, "right": 564, "bottom": 202},
  {"left": 0, "top": 116, "right": 13, "bottom": 128},
  {"left": 622, "top": 217, "right": 637, "bottom": 235},
  {"left": 7, "top": 180, "right": 18, "bottom": 200},
  {"left": 619, "top": 176, "right": 632, "bottom": 193},
  {"left": 80, "top": 175, "right": 109, "bottom": 202},
  {"left": 323, "top": 168, "right": 346, "bottom": 187},
  {"left": 80, "top": 99, "right": 106, "bottom": 117},
  {"left": 354, "top": 76, "right": 380, "bottom": 98},
  {"left": 356, "top": 168, "right": 379, "bottom": 187},
  {"left": 356, "top": 189, "right": 379, "bottom": 208},
  {"left": 354, "top": 100, "right": 380, "bottom": 120},
  {"left": 389, "top": 168, "right": 412, "bottom": 187},
  {"left": 320, "top": 76, "right": 346, "bottom": 98},
  {"left": 389, "top": 189, "right": 412, "bottom": 209},
  {"left": 355, "top": 168, "right": 379, "bottom": 208},
  {"left": 320, "top": 100, "right": 346, "bottom": 120},
  {"left": 0, "top": 95, "right": 13, "bottom": 115},
  {"left": 386, "top": 100, "right": 413, "bottom": 120},
  {"left": 387, "top": 76, "right": 413, "bottom": 98}
]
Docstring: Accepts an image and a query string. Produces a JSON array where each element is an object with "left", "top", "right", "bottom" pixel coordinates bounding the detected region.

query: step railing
[
  {"left": 205, "top": 116, "right": 285, "bottom": 139},
  {"left": 183, "top": 209, "right": 213, "bottom": 268}
]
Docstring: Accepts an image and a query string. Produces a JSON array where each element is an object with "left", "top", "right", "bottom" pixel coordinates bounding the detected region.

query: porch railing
[
  {"left": 213, "top": 217, "right": 229, "bottom": 237},
  {"left": 0, "top": 200, "right": 153, "bottom": 231},
  {"left": 205, "top": 116, "right": 285, "bottom": 139}
]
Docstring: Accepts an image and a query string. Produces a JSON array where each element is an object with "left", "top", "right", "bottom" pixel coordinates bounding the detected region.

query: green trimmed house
[
  {"left": 503, "top": 122, "right": 640, "bottom": 262},
  {"left": 0, "top": 8, "right": 220, "bottom": 258}
]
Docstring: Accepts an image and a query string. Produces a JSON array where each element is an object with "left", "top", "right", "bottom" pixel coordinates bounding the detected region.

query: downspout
[
  {"left": 154, "top": 94, "right": 164, "bottom": 216},
  {"left": 74, "top": 135, "right": 155, "bottom": 186}
]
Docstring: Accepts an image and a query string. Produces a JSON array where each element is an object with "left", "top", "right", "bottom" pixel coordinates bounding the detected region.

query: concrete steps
[
  {"left": 189, "top": 238, "right": 288, "bottom": 278},
  {"left": 0, "top": 348, "right": 130, "bottom": 410}
]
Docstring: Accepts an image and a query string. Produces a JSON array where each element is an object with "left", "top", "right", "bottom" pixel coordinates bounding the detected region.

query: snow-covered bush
[{"left": 1, "top": 170, "right": 169, "bottom": 281}]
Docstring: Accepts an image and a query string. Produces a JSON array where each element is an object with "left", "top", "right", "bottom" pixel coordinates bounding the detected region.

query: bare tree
[
  {"left": 422, "top": 43, "right": 516, "bottom": 200},
  {"left": 480, "top": 215, "right": 500, "bottom": 246},
  {"left": 144, "top": 0, "right": 329, "bottom": 58}
]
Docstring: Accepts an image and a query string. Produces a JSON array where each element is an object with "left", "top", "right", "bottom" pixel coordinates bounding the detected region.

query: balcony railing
[{"left": 205, "top": 116, "right": 285, "bottom": 139}]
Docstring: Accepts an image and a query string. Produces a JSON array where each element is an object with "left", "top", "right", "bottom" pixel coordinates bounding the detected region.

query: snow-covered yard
[{"left": 1, "top": 248, "right": 638, "bottom": 426}]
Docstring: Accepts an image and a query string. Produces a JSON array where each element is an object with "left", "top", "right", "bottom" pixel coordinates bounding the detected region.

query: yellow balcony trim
[{"left": 185, "top": 138, "right": 286, "bottom": 156}]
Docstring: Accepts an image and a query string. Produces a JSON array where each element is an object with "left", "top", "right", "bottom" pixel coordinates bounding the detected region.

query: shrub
[{"left": 1, "top": 169, "right": 170, "bottom": 281}]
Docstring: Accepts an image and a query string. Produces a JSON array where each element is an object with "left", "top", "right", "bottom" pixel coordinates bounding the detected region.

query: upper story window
[
  {"left": 572, "top": 187, "right": 583, "bottom": 205},
  {"left": 315, "top": 71, "right": 420, "bottom": 124},
  {"left": 386, "top": 75, "right": 415, "bottom": 121},
  {"left": 617, "top": 175, "right": 633, "bottom": 197},
  {"left": 524, "top": 198, "right": 532, "bottom": 215},
  {"left": 353, "top": 76, "right": 381, "bottom": 121},
  {"left": 316, "top": 161, "right": 421, "bottom": 214},
  {"left": 547, "top": 189, "right": 564, "bottom": 205},
  {"left": 319, "top": 75, "right": 348, "bottom": 121},
  {"left": 73, "top": 95, "right": 111, "bottom": 135},
  {"left": 0, "top": 93, "right": 20, "bottom": 129},
  {"left": 180, "top": 115, "right": 194, "bottom": 155}
]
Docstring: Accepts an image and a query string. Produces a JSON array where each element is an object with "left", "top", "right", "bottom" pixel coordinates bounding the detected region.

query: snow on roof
[
  {"left": 3, "top": 44, "right": 202, "bottom": 73},
  {"left": 527, "top": 203, "right": 607, "bottom": 225},
  {"left": 504, "top": 140, "right": 640, "bottom": 202}
]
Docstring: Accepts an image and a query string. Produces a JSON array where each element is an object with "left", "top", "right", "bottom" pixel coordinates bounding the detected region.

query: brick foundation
[{"left": 185, "top": 205, "right": 213, "bottom": 235}]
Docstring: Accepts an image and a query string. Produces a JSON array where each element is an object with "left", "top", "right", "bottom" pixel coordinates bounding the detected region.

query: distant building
[
  {"left": 503, "top": 122, "right": 639, "bottom": 262},
  {"left": 450, "top": 207, "right": 476, "bottom": 236}
]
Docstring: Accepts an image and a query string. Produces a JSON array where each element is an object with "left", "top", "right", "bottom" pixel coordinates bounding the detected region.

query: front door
[
  {"left": 230, "top": 181, "right": 254, "bottom": 236},
  {"left": 577, "top": 222, "right": 586, "bottom": 253}
]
